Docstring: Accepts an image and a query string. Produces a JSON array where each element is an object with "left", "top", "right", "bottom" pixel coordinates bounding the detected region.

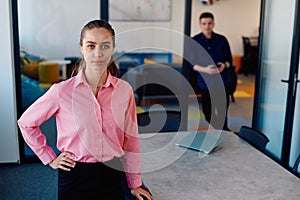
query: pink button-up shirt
[{"left": 18, "top": 70, "right": 142, "bottom": 188}]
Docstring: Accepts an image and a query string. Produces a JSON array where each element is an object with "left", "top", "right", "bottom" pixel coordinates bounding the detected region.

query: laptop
[{"left": 175, "top": 130, "right": 222, "bottom": 154}]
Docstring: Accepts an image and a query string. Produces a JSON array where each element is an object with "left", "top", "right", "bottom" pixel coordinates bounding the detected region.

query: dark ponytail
[{"left": 107, "top": 60, "right": 118, "bottom": 77}]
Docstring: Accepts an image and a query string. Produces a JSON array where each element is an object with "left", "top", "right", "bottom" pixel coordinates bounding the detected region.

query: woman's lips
[{"left": 93, "top": 60, "right": 105, "bottom": 64}]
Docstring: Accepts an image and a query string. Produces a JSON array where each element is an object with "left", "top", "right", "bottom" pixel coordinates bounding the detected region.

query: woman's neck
[{"left": 85, "top": 67, "right": 108, "bottom": 91}]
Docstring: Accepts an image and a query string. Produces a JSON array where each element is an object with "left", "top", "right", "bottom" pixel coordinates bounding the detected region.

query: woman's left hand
[
  {"left": 49, "top": 151, "right": 76, "bottom": 171},
  {"left": 131, "top": 187, "right": 154, "bottom": 200}
]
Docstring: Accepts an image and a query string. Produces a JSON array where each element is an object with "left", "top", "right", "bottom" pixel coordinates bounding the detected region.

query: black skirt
[{"left": 58, "top": 158, "right": 126, "bottom": 200}]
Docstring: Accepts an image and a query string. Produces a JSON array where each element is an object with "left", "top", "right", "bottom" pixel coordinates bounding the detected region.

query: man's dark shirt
[{"left": 189, "top": 32, "right": 233, "bottom": 89}]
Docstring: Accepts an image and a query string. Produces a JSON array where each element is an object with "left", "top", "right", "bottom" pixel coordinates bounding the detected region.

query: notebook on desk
[{"left": 175, "top": 130, "right": 222, "bottom": 154}]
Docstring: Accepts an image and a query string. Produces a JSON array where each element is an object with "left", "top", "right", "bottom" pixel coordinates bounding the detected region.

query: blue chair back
[
  {"left": 238, "top": 126, "right": 269, "bottom": 152},
  {"left": 293, "top": 154, "right": 300, "bottom": 177}
]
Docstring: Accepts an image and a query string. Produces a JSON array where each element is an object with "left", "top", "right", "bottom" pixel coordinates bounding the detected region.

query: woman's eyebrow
[
  {"left": 86, "top": 41, "right": 112, "bottom": 44},
  {"left": 86, "top": 41, "right": 97, "bottom": 44},
  {"left": 101, "top": 41, "right": 111, "bottom": 44}
]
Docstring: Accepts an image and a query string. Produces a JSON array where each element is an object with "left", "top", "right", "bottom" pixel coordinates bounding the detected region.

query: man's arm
[{"left": 193, "top": 64, "right": 220, "bottom": 75}]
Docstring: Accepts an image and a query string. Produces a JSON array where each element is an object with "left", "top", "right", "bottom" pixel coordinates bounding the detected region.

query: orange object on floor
[
  {"left": 232, "top": 55, "right": 242, "bottom": 73},
  {"left": 38, "top": 61, "right": 60, "bottom": 84}
]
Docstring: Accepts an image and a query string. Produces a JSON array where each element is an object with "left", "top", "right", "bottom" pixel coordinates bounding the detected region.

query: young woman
[{"left": 18, "top": 19, "right": 153, "bottom": 200}]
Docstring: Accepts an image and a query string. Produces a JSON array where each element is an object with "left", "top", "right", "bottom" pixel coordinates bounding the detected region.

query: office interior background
[{"left": 0, "top": 0, "right": 299, "bottom": 176}]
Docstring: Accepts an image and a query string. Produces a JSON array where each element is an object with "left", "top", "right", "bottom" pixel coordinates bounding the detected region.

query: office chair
[
  {"left": 228, "top": 65, "right": 237, "bottom": 103},
  {"left": 293, "top": 154, "right": 300, "bottom": 177},
  {"left": 242, "top": 36, "right": 258, "bottom": 76},
  {"left": 238, "top": 126, "right": 270, "bottom": 153},
  {"left": 137, "top": 110, "right": 181, "bottom": 133}
]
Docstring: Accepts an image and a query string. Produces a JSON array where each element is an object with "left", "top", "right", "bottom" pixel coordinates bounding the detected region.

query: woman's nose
[{"left": 95, "top": 48, "right": 103, "bottom": 57}]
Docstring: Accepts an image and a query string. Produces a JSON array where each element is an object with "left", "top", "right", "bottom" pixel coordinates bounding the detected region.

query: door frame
[{"left": 253, "top": 0, "right": 300, "bottom": 173}]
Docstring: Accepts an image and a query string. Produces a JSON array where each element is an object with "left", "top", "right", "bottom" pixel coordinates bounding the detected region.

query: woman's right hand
[{"left": 49, "top": 151, "right": 76, "bottom": 171}]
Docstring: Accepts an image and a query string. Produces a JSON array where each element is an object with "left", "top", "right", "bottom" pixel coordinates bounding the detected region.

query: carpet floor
[{"left": 0, "top": 163, "right": 57, "bottom": 200}]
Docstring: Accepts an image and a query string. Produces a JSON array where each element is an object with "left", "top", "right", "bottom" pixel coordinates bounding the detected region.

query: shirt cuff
[
  {"left": 126, "top": 173, "right": 142, "bottom": 189},
  {"left": 38, "top": 147, "right": 57, "bottom": 165}
]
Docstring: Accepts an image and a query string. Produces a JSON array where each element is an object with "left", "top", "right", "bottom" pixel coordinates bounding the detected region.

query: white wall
[
  {"left": 18, "top": 0, "right": 100, "bottom": 59},
  {"left": 0, "top": 0, "right": 20, "bottom": 163},
  {"left": 18, "top": 0, "right": 260, "bottom": 60},
  {"left": 110, "top": 0, "right": 185, "bottom": 61}
]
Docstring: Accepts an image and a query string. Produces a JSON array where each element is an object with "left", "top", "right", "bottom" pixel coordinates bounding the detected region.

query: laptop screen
[{"left": 175, "top": 130, "right": 222, "bottom": 153}]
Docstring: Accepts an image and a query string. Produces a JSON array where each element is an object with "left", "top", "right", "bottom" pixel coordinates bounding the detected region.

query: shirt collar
[
  {"left": 74, "top": 69, "right": 117, "bottom": 88},
  {"left": 103, "top": 71, "right": 117, "bottom": 88},
  {"left": 201, "top": 31, "right": 215, "bottom": 40}
]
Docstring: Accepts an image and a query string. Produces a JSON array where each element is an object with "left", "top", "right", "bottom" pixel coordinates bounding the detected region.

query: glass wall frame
[{"left": 254, "top": 0, "right": 300, "bottom": 173}]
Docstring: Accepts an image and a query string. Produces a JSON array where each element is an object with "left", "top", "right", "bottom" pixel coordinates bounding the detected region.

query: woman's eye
[
  {"left": 87, "top": 45, "right": 95, "bottom": 49},
  {"left": 101, "top": 44, "right": 110, "bottom": 49}
]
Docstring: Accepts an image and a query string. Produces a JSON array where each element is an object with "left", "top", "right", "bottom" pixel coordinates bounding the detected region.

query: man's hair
[{"left": 199, "top": 12, "right": 214, "bottom": 21}]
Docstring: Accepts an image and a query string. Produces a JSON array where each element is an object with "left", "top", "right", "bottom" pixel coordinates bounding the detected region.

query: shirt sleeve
[
  {"left": 223, "top": 37, "right": 233, "bottom": 65},
  {"left": 17, "top": 84, "right": 60, "bottom": 165},
  {"left": 121, "top": 89, "right": 142, "bottom": 189}
]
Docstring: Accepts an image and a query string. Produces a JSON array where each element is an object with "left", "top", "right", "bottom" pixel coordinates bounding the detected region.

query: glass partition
[
  {"left": 256, "top": 0, "right": 296, "bottom": 160},
  {"left": 17, "top": 0, "right": 100, "bottom": 159},
  {"left": 289, "top": 53, "right": 300, "bottom": 168}
]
